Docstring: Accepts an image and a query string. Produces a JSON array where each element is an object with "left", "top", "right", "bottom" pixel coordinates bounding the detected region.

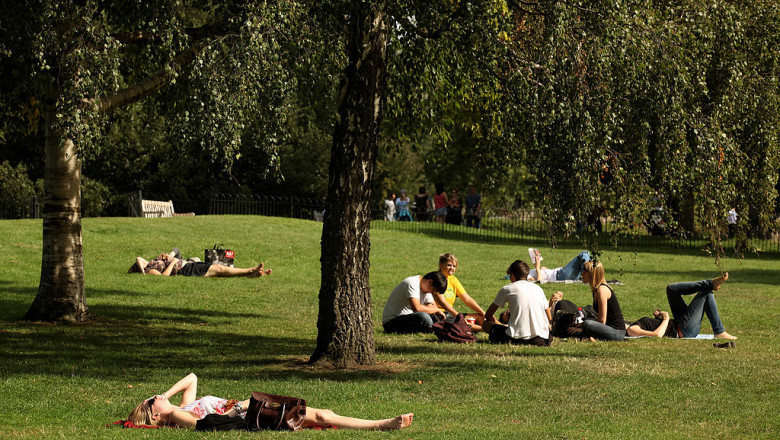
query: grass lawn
[{"left": 1, "top": 215, "right": 778, "bottom": 439}]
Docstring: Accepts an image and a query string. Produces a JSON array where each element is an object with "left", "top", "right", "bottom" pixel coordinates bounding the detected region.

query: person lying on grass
[
  {"left": 128, "top": 251, "right": 271, "bottom": 278},
  {"left": 432, "top": 253, "right": 486, "bottom": 331},
  {"left": 626, "top": 273, "right": 737, "bottom": 340},
  {"left": 128, "top": 373, "right": 413, "bottom": 431},
  {"left": 527, "top": 250, "right": 592, "bottom": 283}
]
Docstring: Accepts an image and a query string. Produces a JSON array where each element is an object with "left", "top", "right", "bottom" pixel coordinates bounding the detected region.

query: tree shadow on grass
[
  {"left": 375, "top": 339, "right": 598, "bottom": 360},
  {"left": 1, "top": 318, "right": 537, "bottom": 384},
  {"left": 0, "top": 287, "right": 268, "bottom": 323}
]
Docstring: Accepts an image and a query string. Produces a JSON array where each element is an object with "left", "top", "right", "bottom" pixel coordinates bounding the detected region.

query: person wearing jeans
[
  {"left": 580, "top": 316, "right": 625, "bottom": 341},
  {"left": 666, "top": 274, "right": 736, "bottom": 339},
  {"left": 577, "top": 260, "right": 626, "bottom": 341},
  {"left": 382, "top": 272, "right": 447, "bottom": 334},
  {"left": 528, "top": 250, "right": 591, "bottom": 282}
]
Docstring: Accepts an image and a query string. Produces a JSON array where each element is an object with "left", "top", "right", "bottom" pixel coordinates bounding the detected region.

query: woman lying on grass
[
  {"left": 627, "top": 273, "right": 737, "bottom": 340},
  {"left": 128, "top": 251, "right": 271, "bottom": 278},
  {"left": 128, "top": 373, "right": 414, "bottom": 431}
]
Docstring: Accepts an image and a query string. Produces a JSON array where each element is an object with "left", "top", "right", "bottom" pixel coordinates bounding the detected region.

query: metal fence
[
  {"left": 127, "top": 191, "right": 327, "bottom": 220},
  {"left": 13, "top": 191, "right": 779, "bottom": 253},
  {"left": 127, "top": 192, "right": 779, "bottom": 253},
  {"left": 370, "top": 208, "right": 780, "bottom": 253}
]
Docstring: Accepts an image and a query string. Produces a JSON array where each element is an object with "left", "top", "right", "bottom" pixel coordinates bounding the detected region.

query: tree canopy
[{"left": 1, "top": 0, "right": 778, "bottom": 364}]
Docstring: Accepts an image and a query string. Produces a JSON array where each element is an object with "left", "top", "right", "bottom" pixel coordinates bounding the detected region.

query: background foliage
[{"left": 0, "top": 0, "right": 778, "bottom": 253}]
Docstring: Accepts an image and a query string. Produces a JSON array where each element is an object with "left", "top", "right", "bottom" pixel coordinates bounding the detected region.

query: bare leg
[
  {"left": 205, "top": 263, "right": 271, "bottom": 278},
  {"left": 247, "top": 263, "right": 272, "bottom": 278},
  {"left": 710, "top": 273, "right": 736, "bottom": 339},
  {"left": 303, "top": 407, "right": 413, "bottom": 430}
]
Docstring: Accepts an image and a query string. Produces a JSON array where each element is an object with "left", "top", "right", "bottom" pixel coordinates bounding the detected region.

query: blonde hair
[
  {"left": 438, "top": 253, "right": 458, "bottom": 269},
  {"left": 128, "top": 400, "right": 157, "bottom": 427},
  {"left": 583, "top": 260, "right": 606, "bottom": 293}
]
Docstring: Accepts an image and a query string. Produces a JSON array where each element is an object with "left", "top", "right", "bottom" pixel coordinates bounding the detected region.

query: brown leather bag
[
  {"left": 432, "top": 313, "right": 476, "bottom": 343},
  {"left": 246, "top": 392, "right": 306, "bottom": 431}
]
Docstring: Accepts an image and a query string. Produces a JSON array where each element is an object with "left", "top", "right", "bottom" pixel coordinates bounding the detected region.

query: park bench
[{"left": 141, "top": 199, "right": 195, "bottom": 218}]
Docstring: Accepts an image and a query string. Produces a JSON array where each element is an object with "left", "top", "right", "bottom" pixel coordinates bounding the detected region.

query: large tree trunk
[
  {"left": 23, "top": 89, "right": 89, "bottom": 322},
  {"left": 309, "top": 2, "right": 387, "bottom": 367},
  {"left": 22, "top": 42, "right": 203, "bottom": 322}
]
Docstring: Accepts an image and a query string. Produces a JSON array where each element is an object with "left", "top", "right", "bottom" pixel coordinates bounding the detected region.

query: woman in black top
[
  {"left": 627, "top": 310, "right": 677, "bottom": 338},
  {"left": 579, "top": 260, "right": 626, "bottom": 341}
]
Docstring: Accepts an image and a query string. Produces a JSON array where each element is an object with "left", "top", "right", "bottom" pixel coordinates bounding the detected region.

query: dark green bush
[
  {"left": 0, "top": 161, "right": 35, "bottom": 219},
  {"left": 81, "top": 176, "right": 111, "bottom": 217}
]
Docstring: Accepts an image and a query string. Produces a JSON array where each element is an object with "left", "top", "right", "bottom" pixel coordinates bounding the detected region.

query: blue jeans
[
  {"left": 581, "top": 319, "right": 626, "bottom": 341},
  {"left": 383, "top": 312, "right": 433, "bottom": 334},
  {"left": 556, "top": 251, "right": 591, "bottom": 281},
  {"left": 666, "top": 280, "right": 725, "bottom": 337}
]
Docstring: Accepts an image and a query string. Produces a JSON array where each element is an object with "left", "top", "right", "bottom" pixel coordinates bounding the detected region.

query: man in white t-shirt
[
  {"left": 483, "top": 260, "right": 551, "bottom": 346},
  {"left": 382, "top": 272, "right": 448, "bottom": 334}
]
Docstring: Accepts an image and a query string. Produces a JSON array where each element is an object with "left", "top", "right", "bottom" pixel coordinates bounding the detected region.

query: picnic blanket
[{"left": 626, "top": 334, "right": 715, "bottom": 339}]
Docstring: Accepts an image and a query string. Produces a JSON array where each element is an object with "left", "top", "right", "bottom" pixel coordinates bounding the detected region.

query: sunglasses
[{"left": 147, "top": 396, "right": 156, "bottom": 408}]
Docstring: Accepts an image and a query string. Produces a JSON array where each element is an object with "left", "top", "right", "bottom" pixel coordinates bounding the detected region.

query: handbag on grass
[
  {"left": 246, "top": 392, "right": 306, "bottom": 431},
  {"left": 204, "top": 243, "right": 235, "bottom": 267},
  {"left": 432, "top": 313, "right": 476, "bottom": 343}
]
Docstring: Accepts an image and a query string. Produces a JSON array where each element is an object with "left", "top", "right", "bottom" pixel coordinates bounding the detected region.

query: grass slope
[{"left": 0, "top": 216, "right": 778, "bottom": 439}]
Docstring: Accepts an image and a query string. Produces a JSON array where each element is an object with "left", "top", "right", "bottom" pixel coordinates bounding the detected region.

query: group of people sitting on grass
[{"left": 382, "top": 251, "right": 737, "bottom": 344}]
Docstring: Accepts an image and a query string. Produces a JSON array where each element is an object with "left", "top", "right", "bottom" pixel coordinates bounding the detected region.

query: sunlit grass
[{"left": 0, "top": 216, "right": 778, "bottom": 439}]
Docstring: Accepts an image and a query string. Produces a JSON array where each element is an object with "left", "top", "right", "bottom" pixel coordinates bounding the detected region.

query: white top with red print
[{"left": 178, "top": 396, "right": 229, "bottom": 420}]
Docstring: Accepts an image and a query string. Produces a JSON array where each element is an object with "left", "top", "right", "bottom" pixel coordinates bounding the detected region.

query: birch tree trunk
[
  {"left": 310, "top": 2, "right": 388, "bottom": 366},
  {"left": 23, "top": 88, "right": 89, "bottom": 322}
]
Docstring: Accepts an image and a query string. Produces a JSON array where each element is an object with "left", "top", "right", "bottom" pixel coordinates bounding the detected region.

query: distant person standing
[
  {"left": 433, "top": 183, "right": 449, "bottom": 224},
  {"left": 414, "top": 186, "right": 432, "bottom": 221},
  {"left": 465, "top": 185, "right": 482, "bottom": 228},
  {"left": 727, "top": 207, "right": 738, "bottom": 238},
  {"left": 445, "top": 188, "right": 463, "bottom": 225},
  {"left": 383, "top": 192, "right": 396, "bottom": 221},
  {"left": 396, "top": 189, "right": 413, "bottom": 221}
]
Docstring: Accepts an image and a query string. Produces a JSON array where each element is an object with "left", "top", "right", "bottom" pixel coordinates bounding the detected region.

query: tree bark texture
[
  {"left": 310, "top": 3, "right": 388, "bottom": 366},
  {"left": 24, "top": 88, "right": 90, "bottom": 322}
]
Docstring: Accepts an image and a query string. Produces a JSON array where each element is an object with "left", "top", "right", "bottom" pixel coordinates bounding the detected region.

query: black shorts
[
  {"left": 488, "top": 324, "right": 550, "bottom": 346},
  {"left": 178, "top": 262, "right": 212, "bottom": 277}
]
